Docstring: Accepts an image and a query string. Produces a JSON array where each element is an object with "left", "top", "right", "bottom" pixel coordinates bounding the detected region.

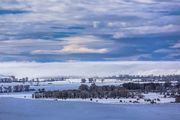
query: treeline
[
  {"left": 123, "top": 82, "right": 171, "bottom": 91},
  {"left": 33, "top": 84, "right": 134, "bottom": 99},
  {"left": 106, "top": 75, "right": 180, "bottom": 81},
  {"left": 0, "top": 85, "right": 30, "bottom": 93},
  {"left": 123, "top": 82, "right": 180, "bottom": 98},
  {"left": 33, "top": 81, "right": 180, "bottom": 100}
]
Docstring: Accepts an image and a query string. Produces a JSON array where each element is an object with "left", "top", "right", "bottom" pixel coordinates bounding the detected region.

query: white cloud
[
  {"left": 171, "top": 42, "right": 180, "bottom": 49},
  {"left": 113, "top": 32, "right": 126, "bottom": 39},
  {"left": 93, "top": 21, "right": 100, "bottom": 28},
  {"left": 133, "top": 0, "right": 155, "bottom": 4},
  {"left": 154, "top": 49, "right": 171, "bottom": 53},
  {"left": 113, "top": 24, "right": 180, "bottom": 39},
  {"left": 59, "top": 45, "right": 108, "bottom": 54},
  {"left": 0, "top": 61, "right": 179, "bottom": 78},
  {"left": 0, "top": 36, "right": 112, "bottom": 55},
  {"left": 32, "top": 46, "right": 108, "bottom": 54},
  {"left": 31, "top": 35, "right": 110, "bottom": 54},
  {"left": 0, "top": 39, "right": 60, "bottom": 54},
  {"left": 129, "top": 24, "right": 179, "bottom": 35}
]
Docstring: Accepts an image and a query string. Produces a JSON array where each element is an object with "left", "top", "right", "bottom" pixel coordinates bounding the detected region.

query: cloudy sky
[
  {"left": 0, "top": 0, "right": 179, "bottom": 62},
  {"left": 0, "top": 0, "right": 180, "bottom": 77}
]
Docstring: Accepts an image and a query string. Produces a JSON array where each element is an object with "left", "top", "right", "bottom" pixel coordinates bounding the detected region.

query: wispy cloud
[
  {"left": 171, "top": 42, "right": 180, "bottom": 49},
  {"left": 0, "top": 39, "right": 60, "bottom": 54},
  {"left": 32, "top": 35, "right": 110, "bottom": 54},
  {"left": 0, "top": 36, "right": 112, "bottom": 55},
  {"left": 133, "top": 0, "right": 155, "bottom": 4},
  {"left": 112, "top": 24, "right": 180, "bottom": 39}
]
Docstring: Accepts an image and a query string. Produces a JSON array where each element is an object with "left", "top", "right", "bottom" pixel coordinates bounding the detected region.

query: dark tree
[{"left": 175, "top": 96, "right": 180, "bottom": 103}]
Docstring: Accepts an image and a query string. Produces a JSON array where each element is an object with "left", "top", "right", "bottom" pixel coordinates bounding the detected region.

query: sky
[
  {"left": 0, "top": 0, "right": 180, "bottom": 77},
  {"left": 0, "top": 0, "right": 179, "bottom": 62}
]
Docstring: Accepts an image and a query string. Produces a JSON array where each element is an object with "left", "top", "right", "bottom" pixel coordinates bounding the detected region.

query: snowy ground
[
  {"left": 39, "top": 92, "right": 175, "bottom": 104},
  {"left": 0, "top": 92, "right": 32, "bottom": 99},
  {"left": 1, "top": 79, "right": 175, "bottom": 92},
  {"left": 1, "top": 79, "right": 177, "bottom": 87},
  {"left": 0, "top": 92, "right": 175, "bottom": 104},
  {"left": 0, "top": 80, "right": 177, "bottom": 104},
  {"left": 56, "top": 97, "right": 175, "bottom": 104}
]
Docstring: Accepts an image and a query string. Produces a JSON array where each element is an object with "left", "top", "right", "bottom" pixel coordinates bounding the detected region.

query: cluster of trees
[
  {"left": 81, "top": 78, "right": 96, "bottom": 83},
  {"left": 33, "top": 84, "right": 134, "bottom": 99},
  {"left": 107, "top": 75, "right": 180, "bottom": 81},
  {"left": 0, "top": 85, "right": 30, "bottom": 93},
  {"left": 0, "top": 76, "right": 30, "bottom": 83},
  {"left": 33, "top": 81, "right": 180, "bottom": 100},
  {"left": 123, "top": 83, "right": 164, "bottom": 91},
  {"left": 123, "top": 82, "right": 180, "bottom": 92}
]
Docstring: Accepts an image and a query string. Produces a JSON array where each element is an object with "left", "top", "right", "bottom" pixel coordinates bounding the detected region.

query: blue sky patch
[{"left": 0, "top": 9, "right": 29, "bottom": 15}]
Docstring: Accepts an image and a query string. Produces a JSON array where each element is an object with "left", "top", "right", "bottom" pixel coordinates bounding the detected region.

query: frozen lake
[{"left": 0, "top": 98, "right": 180, "bottom": 120}]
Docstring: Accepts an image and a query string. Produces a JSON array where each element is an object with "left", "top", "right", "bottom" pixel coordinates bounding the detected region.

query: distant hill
[{"left": 0, "top": 75, "right": 11, "bottom": 79}]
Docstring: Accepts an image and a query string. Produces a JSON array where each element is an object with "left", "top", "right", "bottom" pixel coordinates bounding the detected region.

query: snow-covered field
[
  {"left": 0, "top": 92, "right": 175, "bottom": 104},
  {"left": 0, "top": 80, "right": 177, "bottom": 104},
  {"left": 0, "top": 92, "right": 32, "bottom": 99},
  {"left": 1, "top": 78, "right": 177, "bottom": 87},
  {"left": 51, "top": 97, "right": 175, "bottom": 104}
]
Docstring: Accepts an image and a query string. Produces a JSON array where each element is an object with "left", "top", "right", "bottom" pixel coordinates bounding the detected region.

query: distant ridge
[{"left": 0, "top": 75, "right": 11, "bottom": 78}]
